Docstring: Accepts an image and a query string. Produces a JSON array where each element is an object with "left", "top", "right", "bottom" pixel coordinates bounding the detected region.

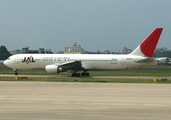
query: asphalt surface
[{"left": 0, "top": 81, "right": 171, "bottom": 120}]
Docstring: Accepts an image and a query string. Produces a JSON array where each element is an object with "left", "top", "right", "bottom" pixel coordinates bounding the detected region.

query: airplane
[{"left": 3, "top": 28, "right": 164, "bottom": 77}]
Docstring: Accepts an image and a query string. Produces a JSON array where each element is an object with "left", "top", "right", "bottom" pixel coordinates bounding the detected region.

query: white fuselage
[{"left": 4, "top": 54, "right": 154, "bottom": 71}]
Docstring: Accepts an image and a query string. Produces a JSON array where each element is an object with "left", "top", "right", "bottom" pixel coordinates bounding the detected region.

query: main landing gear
[
  {"left": 71, "top": 72, "right": 90, "bottom": 77},
  {"left": 72, "top": 73, "right": 81, "bottom": 77},
  {"left": 81, "top": 72, "right": 89, "bottom": 76}
]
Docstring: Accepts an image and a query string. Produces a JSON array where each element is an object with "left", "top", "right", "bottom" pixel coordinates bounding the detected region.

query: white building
[{"left": 65, "top": 43, "right": 84, "bottom": 53}]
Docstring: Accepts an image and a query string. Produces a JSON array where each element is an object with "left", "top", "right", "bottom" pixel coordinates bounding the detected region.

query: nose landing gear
[{"left": 13, "top": 69, "right": 18, "bottom": 75}]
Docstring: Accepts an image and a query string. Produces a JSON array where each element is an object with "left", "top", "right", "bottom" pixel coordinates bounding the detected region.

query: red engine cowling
[{"left": 45, "top": 65, "right": 67, "bottom": 74}]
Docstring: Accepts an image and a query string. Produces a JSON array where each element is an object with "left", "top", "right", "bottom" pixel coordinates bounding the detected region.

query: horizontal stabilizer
[
  {"left": 154, "top": 57, "right": 167, "bottom": 61},
  {"left": 135, "top": 58, "right": 154, "bottom": 63},
  {"left": 135, "top": 57, "right": 167, "bottom": 63}
]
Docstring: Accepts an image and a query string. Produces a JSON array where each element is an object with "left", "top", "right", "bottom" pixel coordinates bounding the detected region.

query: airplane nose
[
  {"left": 3, "top": 60, "right": 8, "bottom": 66},
  {"left": 3, "top": 60, "right": 6, "bottom": 65}
]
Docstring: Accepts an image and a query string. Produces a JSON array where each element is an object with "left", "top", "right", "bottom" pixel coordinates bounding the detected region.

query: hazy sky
[{"left": 0, "top": 0, "right": 171, "bottom": 52}]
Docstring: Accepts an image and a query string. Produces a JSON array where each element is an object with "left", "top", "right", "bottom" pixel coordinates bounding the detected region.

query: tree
[{"left": 0, "top": 46, "right": 11, "bottom": 60}]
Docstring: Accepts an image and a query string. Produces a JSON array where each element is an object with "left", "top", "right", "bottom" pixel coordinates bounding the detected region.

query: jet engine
[{"left": 45, "top": 65, "right": 67, "bottom": 74}]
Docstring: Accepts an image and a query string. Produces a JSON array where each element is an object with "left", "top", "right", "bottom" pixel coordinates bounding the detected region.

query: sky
[{"left": 0, "top": 0, "right": 171, "bottom": 52}]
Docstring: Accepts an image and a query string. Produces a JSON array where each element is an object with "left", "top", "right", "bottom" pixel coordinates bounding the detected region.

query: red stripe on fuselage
[{"left": 27, "top": 56, "right": 32, "bottom": 64}]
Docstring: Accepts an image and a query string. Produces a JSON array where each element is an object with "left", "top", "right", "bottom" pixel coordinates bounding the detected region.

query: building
[
  {"left": 104, "top": 50, "right": 110, "bottom": 54},
  {"left": 53, "top": 51, "right": 64, "bottom": 54},
  {"left": 65, "top": 43, "right": 84, "bottom": 53},
  {"left": 39, "top": 48, "right": 45, "bottom": 53},
  {"left": 22, "top": 47, "right": 29, "bottom": 53},
  {"left": 45, "top": 48, "right": 52, "bottom": 54},
  {"left": 153, "top": 48, "right": 171, "bottom": 58},
  {"left": 10, "top": 49, "right": 22, "bottom": 54},
  {"left": 119, "top": 47, "right": 132, "bottom": 54}
]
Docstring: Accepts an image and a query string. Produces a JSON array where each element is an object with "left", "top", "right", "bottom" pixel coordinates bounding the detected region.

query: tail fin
[{"left": 130, "top": 28, "right": 163, "bottom": 57}]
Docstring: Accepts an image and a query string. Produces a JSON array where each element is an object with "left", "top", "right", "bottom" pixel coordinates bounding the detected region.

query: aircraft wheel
[
  {"left": 76, "top": 73, "right": 80, "bottom": 77},
  {"left": 81, "top": 73, "right": 85, "bottom": 76},
  {"left": 72, "top": 73, "right": 75, "bottom": 77},
  {"left": 85, "top": 73, "right": 90, "bottom": 76},
  {"left": 81, "top": 72, "right": 89, "bottom": 76},
  {"left": 72, "top": 73, "right": 80, "bottom": 77},
  {"left": 14, "top": 71, "right": 18, "bottom": 75}
]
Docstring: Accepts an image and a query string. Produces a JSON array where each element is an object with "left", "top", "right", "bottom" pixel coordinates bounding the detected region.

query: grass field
[
  {"left": 1, "top": 64, "right": 171, "bottom": 83},
  {"left": 0, "top": 77, "right": 170, "bottom": 83},
  {"left": 1, "top": 64, "right": 171, "bottom": 76}
]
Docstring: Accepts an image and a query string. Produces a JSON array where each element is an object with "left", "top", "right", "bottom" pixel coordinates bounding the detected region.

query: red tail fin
[
  {"left": 130, "top": 28, "right": 163, "bottom": 57},
  {"left": 140, "top": 28, "right": 163, "bottom": 57}
]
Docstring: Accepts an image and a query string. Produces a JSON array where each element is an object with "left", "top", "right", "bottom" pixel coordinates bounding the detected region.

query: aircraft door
[
  {"left": 121, "top": 58, "right": 125, "bottom": 65},
  {"left": 121, "top": 58, "right": 126, "bottom": 69}
]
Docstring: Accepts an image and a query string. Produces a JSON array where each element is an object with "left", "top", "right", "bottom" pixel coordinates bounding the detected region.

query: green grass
[
  {"left": 2, "top": 68, "right": 171, "bottom": 76},
  {"left": 0, "top": 77, "right": 170, "bottom": 83},
  {"left": 88, "top": 69, "right": 171, "bottom": 76},
  {"left": 1, "top": 64, "right": 171, "bottom": 83},
  {"left": 1, "top": 64, "right": 171, "bottom": 76}
]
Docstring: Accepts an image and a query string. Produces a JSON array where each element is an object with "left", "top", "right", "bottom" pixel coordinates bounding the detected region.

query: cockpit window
[{"left": 7, "top": 58, "right": 10, "bottom": 60}]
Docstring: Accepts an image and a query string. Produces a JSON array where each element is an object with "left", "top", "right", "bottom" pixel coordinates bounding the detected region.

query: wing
[
  {"left": 55, "top": 61, "right": 83, "bottom": 71},
  {"left": 135, "top": 57, "right": 167, "bottom": 64}
]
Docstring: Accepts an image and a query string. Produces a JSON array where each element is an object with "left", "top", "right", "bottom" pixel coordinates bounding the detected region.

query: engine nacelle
[{"left": 45, "top": 65, "right": 67, "bottom": 74}]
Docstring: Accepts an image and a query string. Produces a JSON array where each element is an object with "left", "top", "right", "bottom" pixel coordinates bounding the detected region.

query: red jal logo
[{"left": 22, "top": 56, "right": 35, "bottom": 64}]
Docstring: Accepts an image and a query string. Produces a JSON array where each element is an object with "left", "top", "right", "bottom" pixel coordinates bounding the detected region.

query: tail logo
[{"left": 140, "top": 28, "right": 163, "bottom": 57}]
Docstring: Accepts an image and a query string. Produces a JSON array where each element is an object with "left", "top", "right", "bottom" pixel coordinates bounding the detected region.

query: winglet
[{"left": 130, "top": 28, "right": 163, "bottom": 57}]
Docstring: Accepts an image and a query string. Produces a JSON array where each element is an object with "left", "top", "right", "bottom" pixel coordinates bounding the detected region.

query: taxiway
[{"left": 0, "top": 81, "right": 171, "bottom": 120}]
